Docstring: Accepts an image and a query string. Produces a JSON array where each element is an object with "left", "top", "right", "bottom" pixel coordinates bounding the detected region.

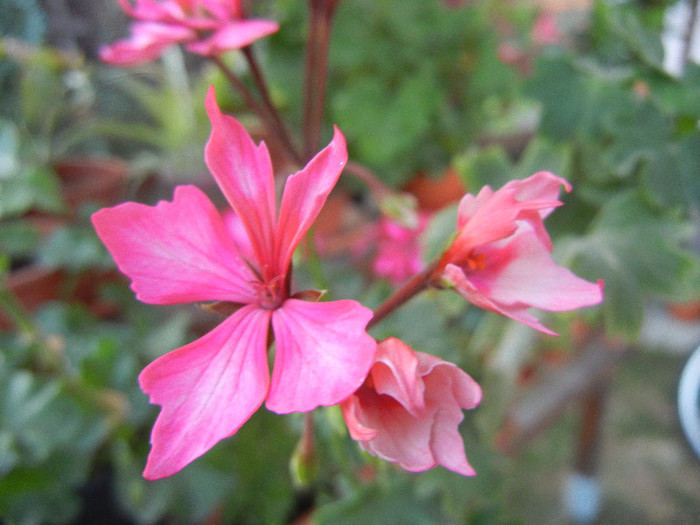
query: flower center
[
  {"left": 250, "top": 274, "right": 286, "bottom": 310},
  {"left": 464, "top": 252, "right": 486, "bottom": 271}
]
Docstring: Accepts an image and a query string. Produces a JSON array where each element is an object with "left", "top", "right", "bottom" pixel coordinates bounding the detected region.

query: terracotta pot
[
  {"left": 667, "top": 300, "right": 700, "bottom": 321},
  {"left": 0, "top": 265, "right": 64, "bottom": 329},
  {"left": 0, "top": 264, "right": 123, "bottom": 330},
  {"left": 54, "top": 157, "right": 129, "bottom": 211},
  {"left": 403, "top": 167, "right": 465, "bottom": 211},
  {"left": 25, "top": 157, "right": 130, "bottom": 236}
]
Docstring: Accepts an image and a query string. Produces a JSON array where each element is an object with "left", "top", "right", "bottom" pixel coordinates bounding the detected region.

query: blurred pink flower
[
  {"left": 92, "top": 87, "right": 375, "bottom": 479},
  {"left": 100, "top": 0, "right": 279, "bottom": 65},
  {"left": 341, "top": 337, "right": 482, "bottom": 476},
  {"left": 371, "top": 213, "right": 429, "bottom": 286},
  {"left": 433, "top": 172, "right": 603, "bottom": 335},
  {"left": 531, "top": 12, "right": 561, "bottom": 46}
]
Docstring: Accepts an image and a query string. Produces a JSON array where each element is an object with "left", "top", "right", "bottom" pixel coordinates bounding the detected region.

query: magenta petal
[
  {"left": 187, "top": 19, "right": 280, "bottom": 55},
  {"left": 91, "top": 185, "right": 258, "bottom": 305},
  {"left": 276, "top": 127, "right": 347, "bottom": 275},
  {"left": 267, "top": 299, "right": 375, "bottom": 413},
  {"left": 204, "top": 87, "right": 277, "bottom": 269},
  {"left": 139, "top": 305, "right": 271, "bottom": 480}
]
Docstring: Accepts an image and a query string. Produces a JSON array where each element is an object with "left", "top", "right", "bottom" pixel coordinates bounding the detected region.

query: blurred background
[{"left": 1, "top": 0, "right": 700, "bottom": 523}]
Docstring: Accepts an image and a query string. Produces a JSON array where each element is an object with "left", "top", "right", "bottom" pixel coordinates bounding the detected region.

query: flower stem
[
  {"left": 212, "top": 56, "right": 299, "bottom": 167},
  {"left": 242, "top": 46, "right": 303, "bottom": 165},
  {"left": 302, "top": 0, "right": 339, "bottom": 161},
  {"left": 344, "top": 161, "right": 391, "bottom": 200},
  {"left": 367, "top": 260, "right": 439, "bottom": 329},
  {"left": 0, "top": 287, "right": 34, "bottom": 337}
]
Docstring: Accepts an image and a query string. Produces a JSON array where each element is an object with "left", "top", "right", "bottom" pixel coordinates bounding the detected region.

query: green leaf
[
  {"left": 0, "top": 119, "right": 20, "bottom": 177},
  {"left": 313, "top": 478, "right": 446, "bottom": 525},
  {"left": 37, "top": 224, "right": 113, "bottom": 272},
  {"left": 564, "top": 191, "right": 699, "bottom": 337}
]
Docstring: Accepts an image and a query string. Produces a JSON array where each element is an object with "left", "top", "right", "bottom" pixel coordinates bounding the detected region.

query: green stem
[{"left": 0, "top": 287, "right": 35, "bottom": 337}]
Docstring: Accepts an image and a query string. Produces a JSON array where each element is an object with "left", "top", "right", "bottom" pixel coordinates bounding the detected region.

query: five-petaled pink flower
[
  {"left": 100, "top": 0, "right": 279, "bottom": 66},
  {"left": 341, "top": 337, "right": 482, "bottom": 476},
  {"left": 432, "top": 172, "right": 603, "bottom": 335},
  {"left": 92, "top": 87, "right": 376, "bottom": 479}
]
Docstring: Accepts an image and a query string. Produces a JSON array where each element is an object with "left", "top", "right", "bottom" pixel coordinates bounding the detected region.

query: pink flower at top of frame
[
  {"left": 341, "top": 337, "right": 482, "bottom": 476},
  {"left": 92, "top": 86, "right": 376, "bottom": 479},
  {"left": 100, "top": 0, "right": 279, "bottom": 66}
]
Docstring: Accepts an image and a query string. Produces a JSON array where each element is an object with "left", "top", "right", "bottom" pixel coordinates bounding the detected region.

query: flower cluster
[
  {"left": 96, "top": 0, "right": 604, "bottom": 482},
  {"left": 100, "top": 0, "right": 278, "bottom": 65}
]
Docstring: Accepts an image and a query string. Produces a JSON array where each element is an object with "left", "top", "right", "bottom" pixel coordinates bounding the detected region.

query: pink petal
[
  {"left": 469, "top": 227, "right": 603, "bottom": 313},
  {"left": 371, "top": 337, "right": 425, "bottom": 418},
  {"left": 351, "top": 386, "right": 437, "bottom": 471},
  {"left": 422, "top": 365, "right": 480, "bottom": 476},
  {"left": 99, "top": 22, "right": 195, "bottom": 66},
  {"left": 341, "top": 395, "right": 379, "bottom": 441},
  {"left": 454, "top": 171, "right": 568, "bottom": 253},
  {"left": 266, "top": 299, "right": 375, "bottom": 413},
  {"left": 204, "top": 87, "right": 277, "bottom": 272},
  {"left": 91, "top": 185, "right": 258, "bottom": 305},
  {"left": 187, "top": 19, "right": 280, "bottom": 55},
  {"left": 275, "top": 127, "right": 347, "bottom": 276},
  {"left": 139, "top": 305, "right": 271, "bottom": 479},
  {"left": 442, "top": 263, "right": 559, "bottom": 335}
]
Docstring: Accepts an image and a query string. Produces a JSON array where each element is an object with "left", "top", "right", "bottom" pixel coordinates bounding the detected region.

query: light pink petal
[
  {"left": 442, "top": 263, "right": 559, "bottom": 335},
  {"left": 91, "top": 185, "right": 258, "bottom": 305},
  {"left": 204, "top": 86, "right": 277, "bottom": 271},
  {"left": 371, "top": 338, "right": 425, "bottom": 418},
  {"left": 341, "top": 395, "right": 379, "bottom": 441},
  {"left": 472, "top": 228, "right": 604, "bottom": 311},
  {"left": 415, "top": 351, "right": 482, "bottom": 410},
  {"left": 505, "top": 171, "right": 571, "bottom": 214},
  {"left": 342, "top": 342, "right": 482, "bottom": 476},
  {"left": 187, "top": 19, "right": 280, "bottom": 55},
  {"left": 99, "top": 22, "right": 195, "bottom": 66},
  {"left": 267, "top": 298, "right": 375, "bottom": 413},
  {"left": 452, "top": 185, "right": 560, "bottom": 257},
  {"left": 453, "top": 171, "right": 568, "bottom": 254},
  {"left": 139, "top": 305, "right": 271, "bottom": 479},
  {"left": 350, "top": 386, "right": 437, "bottom": 472},
  {"left": 422, "top": 366, "right": 479, "bottom": 476},
  {"left": 275, "top": 127, "right": 347, "bottom": 275}
]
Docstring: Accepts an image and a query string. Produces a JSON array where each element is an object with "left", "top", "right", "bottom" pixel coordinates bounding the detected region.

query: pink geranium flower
[
  {"left": 341, "top": 337, "right": 482, "bottom": 476},
  {"left": 371, "top": 213, "right": 429, "bottom": 286},
  {"left": 92, "top": 87, "right": 376, "bottom": 479},
  {"left": 433, "top": 172, "right": 603, "bottom": 335},
  {"left": 100, "top": 0, "right": 279, "bottom": 65}
]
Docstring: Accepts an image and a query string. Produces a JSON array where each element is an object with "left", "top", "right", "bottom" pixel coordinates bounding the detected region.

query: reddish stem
[
  {"left": 302, "top": 0, "right": 339, "bottom": 161},
  {"left": 212, "top": 56, "right": 298, "bottom": 167},
  {"left": 242, "top": 46, "right": 303, "bottom": 165},
  {"left": 367, "top": 260, "right": 439, "bottom": 329}
]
